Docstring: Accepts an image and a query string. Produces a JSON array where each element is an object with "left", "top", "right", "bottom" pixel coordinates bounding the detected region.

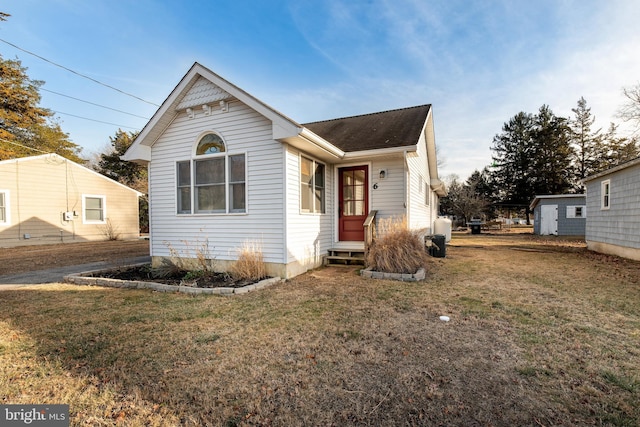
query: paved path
[{"left": 0, "top": 256, "right": 151, "bottom": 289}]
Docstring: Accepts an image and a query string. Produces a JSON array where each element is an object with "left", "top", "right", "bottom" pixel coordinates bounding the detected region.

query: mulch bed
[{"left": 93, "top": 264, "right": 265, "bottom": 289}]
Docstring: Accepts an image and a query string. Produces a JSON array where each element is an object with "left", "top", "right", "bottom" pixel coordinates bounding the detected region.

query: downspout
[
  {"left": 403, "top": 150, "right": 408, "bottom": 224},
  {"left": 147, "top": 162, "right": 153, "bottom": 259},
  {"left": 281, "top": 143, "right": 289, "bottom": 276}
]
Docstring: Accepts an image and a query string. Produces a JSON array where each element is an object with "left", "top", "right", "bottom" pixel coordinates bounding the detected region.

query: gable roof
[
  {"left": 0, "top": 153, "right": 143, "bottom": 196},
  {"left": 123, "top": 63, "right": 441, "bottom": 188},
  {"left": 303, "top": 105, "right": 431, "bottom": 152},
  {"left": 123, "top": 62, "right": 342, "bottom": 163},
  {"left": 529, "top": 194, "right": 585, "bottom": 210}
]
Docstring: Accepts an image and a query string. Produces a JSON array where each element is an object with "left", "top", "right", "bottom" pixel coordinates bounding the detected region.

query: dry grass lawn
[{"left": 1, "top": 233, "right": 639, "bottom": 426}]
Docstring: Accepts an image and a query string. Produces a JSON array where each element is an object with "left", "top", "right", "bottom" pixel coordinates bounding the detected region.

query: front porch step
[{"left": 324, "top": 248, "right": 366, "bottom": 267}]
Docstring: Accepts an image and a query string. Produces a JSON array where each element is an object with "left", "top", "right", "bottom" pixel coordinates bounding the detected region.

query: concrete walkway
[{"left": 0, "top": 256, "right": 151, "bottom": 289}]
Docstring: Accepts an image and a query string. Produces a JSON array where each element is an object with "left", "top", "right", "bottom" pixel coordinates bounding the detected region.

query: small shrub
[
  {"left": 162, "top": 237, "right": 216, "bottom": 276},
  {"left": 230, "top": 240, "right": 267, "bottom": 281},
  {"left": 366, "top": 216, "right": 429, "bottom": 274},
  {"left": 99, "top": 218, "right": 121, "bottom": 240}
]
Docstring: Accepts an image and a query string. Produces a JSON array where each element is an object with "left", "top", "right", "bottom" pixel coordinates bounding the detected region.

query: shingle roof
[{"left": 303, "top": 105, "right": 431, "bottom": 152}]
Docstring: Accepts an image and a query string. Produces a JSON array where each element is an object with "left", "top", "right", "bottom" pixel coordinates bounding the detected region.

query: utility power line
[
  {"left": 0, "top": 138, "right": 51, "bottom": 154},
  {"left": 0, "top": 37, "right": 160, "bottom": 107},
  {"left": 52, "top": 111, "right": 140, "bottom": 130},
  {"left": 41, "top": 88, "right": 150, "bottom": 120}
]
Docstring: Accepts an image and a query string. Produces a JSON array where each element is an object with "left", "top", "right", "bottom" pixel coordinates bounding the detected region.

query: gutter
[{"left": 299, "top": 128, "right": 345, "bottom": 159}]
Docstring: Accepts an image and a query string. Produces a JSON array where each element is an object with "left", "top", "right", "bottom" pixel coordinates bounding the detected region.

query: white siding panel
[
  {"left": 149, "top": 100, "right": 286, "bottom": 263},
  {"left": 406, "top": 133, "right": 436, "bottom": 234},
  {"left": 586, "top": 164, "right": 640, "bottom": 249},
  {"left": 284, "top": 146, "right": 334, "bottom": 265},
  {"left": 370, "top": 158, "right": 406, "bottom": 221}
]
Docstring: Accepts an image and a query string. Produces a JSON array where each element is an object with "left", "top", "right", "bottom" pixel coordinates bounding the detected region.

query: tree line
[{"left": 441, "top": 96, "right": 640, "bottom": 224}]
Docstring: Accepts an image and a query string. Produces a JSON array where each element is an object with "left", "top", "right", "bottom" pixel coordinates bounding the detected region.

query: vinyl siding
[
  {"left": 532, "top": 197, "right": 586, "bottom": 236},
  {"left": 284, "top": 145, "right": 334, "bottom": 266},
  {"left": 369, "top": 157, "right": 406, "bottom": 222},
  {"left": 148, "top": 99, "right": 287, "bottom": 263},
  {"left": 0, "top": 155, "right": 140, "bottom": 246},
  {"left": 585, "top": 164, "right": 640, "bottom": 249},
  {"left": 406, "top": 131, "right": 436, "bottom": 234}
]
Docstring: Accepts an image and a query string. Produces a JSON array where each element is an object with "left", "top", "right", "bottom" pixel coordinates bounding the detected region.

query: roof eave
[
  {"left": 124, "top": 62, "right": 305, "bottom": 160},
  {"left": 582, "top": 157, "right": 640, "bottom": 183},
  {"left": 343, "top": 145, "right": 416, "bottom": 160},
  {"left": 289, "top": 128, "right": 345, "bottom": 161}
]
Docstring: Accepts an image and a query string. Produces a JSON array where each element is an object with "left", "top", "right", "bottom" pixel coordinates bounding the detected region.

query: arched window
[
  {"left": 176, "top": 132, "right": 246, "bottom": 214},
  {"left": 196, "top": 133, "right": 226, "bottom": 155}
]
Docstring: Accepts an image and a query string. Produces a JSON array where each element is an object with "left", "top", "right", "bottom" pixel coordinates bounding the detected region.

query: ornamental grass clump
[
  {"left": 366, "top": 216, "right": 429, "bottom": 274},
  {"left": 230, "top": 240, "right": 267, "bottom": 281}
]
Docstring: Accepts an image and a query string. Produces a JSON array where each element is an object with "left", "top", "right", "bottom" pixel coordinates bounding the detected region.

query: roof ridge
[{"left": 302, "top": 104, "right": 431, "bottom": 126}]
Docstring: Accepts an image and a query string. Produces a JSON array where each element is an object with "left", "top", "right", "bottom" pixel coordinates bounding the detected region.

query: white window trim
[
  {"left": 300, "top": 155, "right": 326, "bottom": 215},
  {"left": 425, "top": 181, "right": 430, "bottom": 206},
  {"left": 0, "top": 190, "right": 10, "bottom": 226},
  {"left": 601, "top": 180, "right": 611, "bottom": 210},
  {"left": 566, "top": 205, "right": 586, "bottom": 218},
  {"left": 82, "top": 194, "right": 107, "bottom": 224},
  {"left": 175, "top": 150, "right": 248, "bottom": 216}
]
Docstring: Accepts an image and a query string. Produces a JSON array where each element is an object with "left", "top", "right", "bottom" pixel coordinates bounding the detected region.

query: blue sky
[{"left": 2, "top": 0, "right": 639, "bottom": 179}]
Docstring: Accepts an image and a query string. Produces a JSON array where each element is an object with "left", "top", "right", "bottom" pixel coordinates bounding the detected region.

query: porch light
[{"left": 379, "top": 169, "right": 387, "bottom": 179}]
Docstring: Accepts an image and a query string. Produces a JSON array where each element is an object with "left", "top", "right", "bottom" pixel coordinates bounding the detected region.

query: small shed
[{"left": 530, "top": 194, "right": 586, "bottom": 236}]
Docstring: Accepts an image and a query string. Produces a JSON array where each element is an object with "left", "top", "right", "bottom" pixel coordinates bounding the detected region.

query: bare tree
[{"left": 618, "top": 83, "right": 640, "bottom": 134}]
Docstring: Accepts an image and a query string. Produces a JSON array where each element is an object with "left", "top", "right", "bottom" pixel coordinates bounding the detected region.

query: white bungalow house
[
  {"left": 123, "top": 63, "right": 446, "bottom": 278},
  {"left": 583, "top": 157, "right": 640, "bottom": 261}
]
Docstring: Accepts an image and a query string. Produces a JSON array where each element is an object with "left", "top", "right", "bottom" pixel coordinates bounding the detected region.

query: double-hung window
[
  {"left": 176, "top": 133, "right": 246, "bottom": 214},
  {"left": 83, "top": 195, "right": 106, "bottom": 223},
  {"left": 601, "top": 180, "right": 610, "bottom": 209},
  {"left": 300, "top": 156, "right": 325, "bottom": 213}
]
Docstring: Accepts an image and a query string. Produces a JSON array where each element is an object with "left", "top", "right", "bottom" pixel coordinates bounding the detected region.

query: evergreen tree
[
  {"left": 490, "top": 111, "right": 534, "bottom": 210},
  {"left": 95, "top": 129, "right": 148, "bottom": 232},
  {"left": 529, "top": 105, "right": 574, "bottom": 195},
  {"left": 95, "top": 129, "right": 144, "bottom": 187},
  {"left": 490, "top": 106, "right": 574, "bottom": 223},
  {"left": 0, "top": 55, "right": 83, "bottom": 161},
  {"left": 570, "top": 97, "right": 602, "bottom": 186}
]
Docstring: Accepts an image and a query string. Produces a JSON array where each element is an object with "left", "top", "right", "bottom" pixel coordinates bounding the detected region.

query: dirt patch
[{"left": 0, "top": 239, "right": 150, "bottom": 276}]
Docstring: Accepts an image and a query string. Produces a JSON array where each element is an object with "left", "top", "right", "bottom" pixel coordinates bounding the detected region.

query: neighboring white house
[
  {"left": 583, "top": 157, "right": 640, "bottom": 261},
  {"left": 0, "top": 153, "right": 142, "bottom": 247},
  {"left": 530, "top": 194, "right": 586, "bottom": 236},
  {"left": 123, "top": 62, "right": 446, "bottom": 278}
]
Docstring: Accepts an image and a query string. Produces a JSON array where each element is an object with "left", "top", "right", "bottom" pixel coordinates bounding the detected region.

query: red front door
[{"left": 339, "top": 166, "right": 368, "bottom": 241}]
